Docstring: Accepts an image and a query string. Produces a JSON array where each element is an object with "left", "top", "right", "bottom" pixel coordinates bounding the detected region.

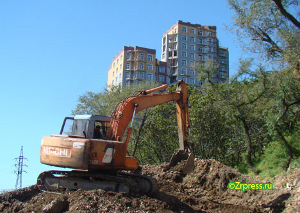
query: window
[
  {"left": 140, "top": 54, "right": 144, "bottom": 60},
  {"left": 147, "top": 74, "right": 152, "bottom": 80},
  {"left": 220, "top": 73, "right": 226, "bottom": 78},
  {"left": 182, "top": 76, "right": 187, "bottom": 82},
  {"left": 199, "top": 38, "right": 203, "bottom": 44},
  {"left": 190, "top": 53, "right": 195, "bottom": 59},
  {"left": 198, "top": 31, "right": 203, "bottom": 36},
  {"left": 198, "top": 55, "right": 204, "bottom": 61},
  {"left": 139, "top": 72, "right": 144, "bottom": 79},
  {"left": 190, "top": 45, "right": 195, "bottom": 51},
  {"left": 199, "top": 47, "right": 203, "bottom": 52},
  {"left": 120, "top": 64, "right": 122, "bottom": 70},
  {"left": 126, "top": 72, "right": 130, "bottom": 79},
  {"left": 189, "top": 78, "right": 195, "bottom": 84},
  {"left": 181, "top": 68, "right": 187, "bottom": 75},
  {"left": 126, "top": 62, "right": 130, "bottom": 69},
  {"left": 190, "top": 28, "right": 195, "bottom": 34},
  {"left": 116, "top": 59, "right": 119, "bottom": 64},
  {"left": 147, "top": 55, "right": 153, "bottom": 61},
  {"left": 174, "top": 43, "right": 178, "bottom": 49},
  {"left": 182, "top": 43, "right": 187, "bottom": 49},
  {"left": 190, "top": 70, "right": 195, "bottom": 76},
  {"left": 159, "top": 67, "right": 165, "bottom": 73},
  {"left": 182, "top": 51, "right": 187, "bottom": 57},
  {"left": 147, "top": 64, "right": 153, "bottom": 70},
  {"left": 182, "top": 60, "right": 187, "bottom": 66},
  {"left": 126, "top": 53, "right": 131, "bottom": 60},
  {"left": 206, "top": 31, "right": 213, "bottom": 36},
  {"left": 182, "top": 35, "right": 187, "bottom": 41},
  {"left": 159, "top": 75, "right": 164, "bottom": 82},
  {"left": 182, "top": 26, "right": 187, "bottom": 32},
  {"left": 190, "top": 37, "right": 195, "bottom": 42},
  {"left": 116, "top": 68, "right": 118, "bottom": 73},
  {"left": 139, "top": 63, "right": 144, "bottom": 70}
]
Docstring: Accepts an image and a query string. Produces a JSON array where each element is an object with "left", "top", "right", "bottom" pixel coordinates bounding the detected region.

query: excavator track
[{"left": 37, "top": 170, "right": 158, "bottom": 194}]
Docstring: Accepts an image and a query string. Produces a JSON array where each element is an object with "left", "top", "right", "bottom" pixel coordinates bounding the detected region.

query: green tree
[
  {"left": 72, "top": 81, "right": 159, "bottom": 116},
  {"left": 228, "top": 0, "right": 300, "bottom": 79},
  {"left": 197, "top": 59, "right": 269, "bottom": 175},
  {"left": 265, "top": 69, "right": 300, "bottom": 170}
]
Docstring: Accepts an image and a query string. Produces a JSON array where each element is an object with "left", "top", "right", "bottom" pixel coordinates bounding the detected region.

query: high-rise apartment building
[
  {"left": 161, "top": 20, "right": 229, "bottom": 85},
  {"left": 108, "top": 21, "right": 229, "bottom": 87},
  {"left": 108, "top": 46, "right": 168, "bottom": 87}
]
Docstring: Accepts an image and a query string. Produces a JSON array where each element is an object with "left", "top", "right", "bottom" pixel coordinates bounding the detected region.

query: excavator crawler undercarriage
[{"left": 37, "top": 170, "right": 158, "bottom": 194}]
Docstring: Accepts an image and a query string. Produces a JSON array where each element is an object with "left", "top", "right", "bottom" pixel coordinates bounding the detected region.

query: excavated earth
[{"left": 1, "top": 159, "right": 300, "bottom": 212}]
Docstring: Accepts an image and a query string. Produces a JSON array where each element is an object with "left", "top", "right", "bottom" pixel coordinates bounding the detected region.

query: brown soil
[{"left": 1, "top": 159, "right": 300, "bottom": 213}]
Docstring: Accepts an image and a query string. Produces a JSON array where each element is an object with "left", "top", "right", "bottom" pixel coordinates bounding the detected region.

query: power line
[{"left": 14, "top": 146, "right": 28, "bottom": 189}]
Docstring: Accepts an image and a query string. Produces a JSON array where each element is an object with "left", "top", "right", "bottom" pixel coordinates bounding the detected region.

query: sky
[{"left": 0, "top": 0, "right": 244, "bottom": 191}]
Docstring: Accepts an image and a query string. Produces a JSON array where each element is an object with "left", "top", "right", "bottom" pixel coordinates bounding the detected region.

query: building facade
[
  {"left": 161, "top": 20, "right": 229, "bottom": 85},
  {"left": 108, "top": 46, "right": 169, "bottom": 87}
]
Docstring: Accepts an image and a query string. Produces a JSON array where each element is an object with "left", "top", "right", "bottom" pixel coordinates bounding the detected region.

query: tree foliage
[
  {"left": 72, "top": 81, "right": 159, "bottom": 116},
  {"left": 228, "top": 0, "right": 300, "bottom": 78}
]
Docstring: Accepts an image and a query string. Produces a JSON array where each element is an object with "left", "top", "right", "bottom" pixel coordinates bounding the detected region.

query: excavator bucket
[{"left": 166, "top": 150, "right": 195, "bottom": 174}]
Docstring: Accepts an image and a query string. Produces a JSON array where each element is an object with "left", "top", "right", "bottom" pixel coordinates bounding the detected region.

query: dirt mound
[{"left": 1, "top": 159, "right": 299, "bottom": 213}]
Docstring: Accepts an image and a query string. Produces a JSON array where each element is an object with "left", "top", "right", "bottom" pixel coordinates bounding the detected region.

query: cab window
[{"left": 93, "top": 121, "right": 111, "bottom": 139}]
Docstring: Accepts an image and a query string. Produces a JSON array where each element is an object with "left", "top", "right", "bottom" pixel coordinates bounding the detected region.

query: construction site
[{"left": 1, "top": 159, "right": 300, "bottom": 213}]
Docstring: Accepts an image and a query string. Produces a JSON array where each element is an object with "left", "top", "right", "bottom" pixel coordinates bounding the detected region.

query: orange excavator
[{"left": 37, "top": 80, "right": 194, "bottom": 194}]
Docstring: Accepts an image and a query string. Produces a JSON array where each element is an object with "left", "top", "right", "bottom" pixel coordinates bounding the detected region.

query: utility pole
[{"left": 14, "top": 146, "right": 28, "bottom": 189}]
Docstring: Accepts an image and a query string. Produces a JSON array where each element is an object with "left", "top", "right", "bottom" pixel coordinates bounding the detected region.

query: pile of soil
[{"left": 1, "top": 159, "right": 299, "bottom": 212}]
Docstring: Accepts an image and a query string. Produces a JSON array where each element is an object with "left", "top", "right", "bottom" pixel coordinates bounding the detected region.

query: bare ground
[{"left": 1, "top": 159, "right": 300, "bottom": 213}]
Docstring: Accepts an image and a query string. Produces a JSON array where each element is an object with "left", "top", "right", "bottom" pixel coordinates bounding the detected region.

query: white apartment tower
[{"left": 161, "top": 20, "right": 229, "bottom": 85}]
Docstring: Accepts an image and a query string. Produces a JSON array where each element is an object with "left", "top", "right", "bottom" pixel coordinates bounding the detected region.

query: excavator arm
[{"left": 108, "top": 80, "right": 194, "bottom": 173}]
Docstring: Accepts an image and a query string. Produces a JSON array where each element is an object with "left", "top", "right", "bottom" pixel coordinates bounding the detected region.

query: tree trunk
[
  {"left": 237, "top": 108, "right": 259, "bottom": 175},
  {"left": 275, "top": 125, "right": 293, "bottom": 171},
  {"left": 132, "top": 112, "right": 148, "bottom": 157}
]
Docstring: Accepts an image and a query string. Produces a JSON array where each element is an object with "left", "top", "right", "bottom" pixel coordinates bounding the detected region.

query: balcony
[{"left": 180, "top": 72, "right": 190, "bottom": 77}]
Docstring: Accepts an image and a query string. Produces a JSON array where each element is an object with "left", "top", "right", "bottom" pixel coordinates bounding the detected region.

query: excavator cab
[{"left": 60, "top": 115, "right": 112, "bottom": 139}]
